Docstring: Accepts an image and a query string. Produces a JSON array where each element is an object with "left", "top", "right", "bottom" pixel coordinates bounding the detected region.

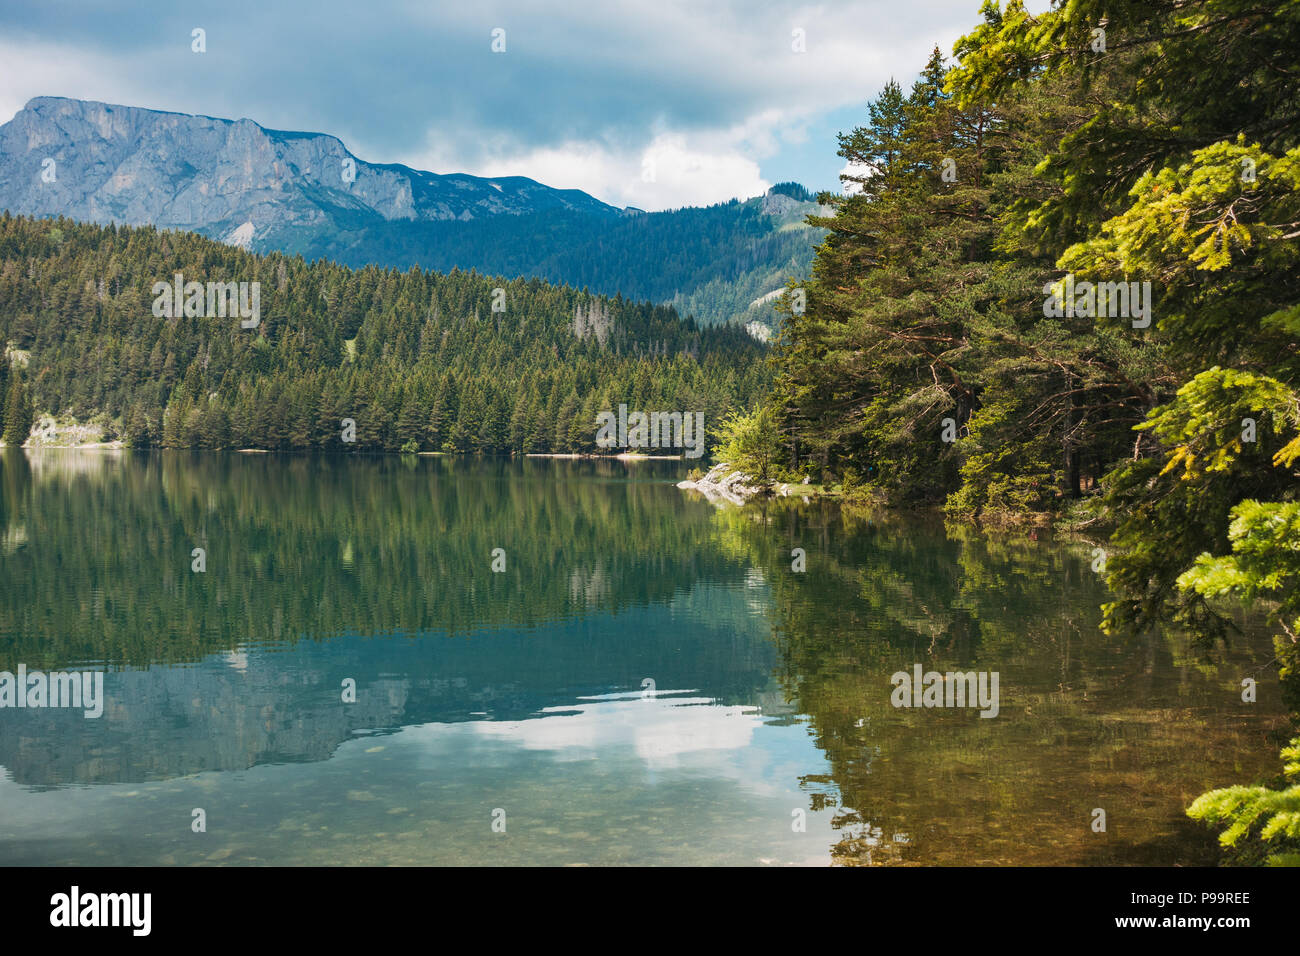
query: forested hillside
[
  {"left": 0, "top": 214, "right": 768, "bottom": 453},
  {"left": 266, "top": 188, "right": 824, "bottom": 330}
]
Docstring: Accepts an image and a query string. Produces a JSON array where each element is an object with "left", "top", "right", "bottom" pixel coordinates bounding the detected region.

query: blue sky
[{"left": 0, "top": 0, "right": 1051, "bottom": 210}]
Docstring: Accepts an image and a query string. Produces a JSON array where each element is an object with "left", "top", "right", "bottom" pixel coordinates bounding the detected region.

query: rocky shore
[{"left": 677, "top": 462, "right": 799, "bottom": 505}]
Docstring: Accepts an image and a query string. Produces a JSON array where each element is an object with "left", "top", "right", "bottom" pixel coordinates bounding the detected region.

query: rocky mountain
[
  {"left": 0, "top": 96, "right": 620, "bottom": 244},
  {"left": 0, "top": 96, "right": 824, "bottom": 327}
]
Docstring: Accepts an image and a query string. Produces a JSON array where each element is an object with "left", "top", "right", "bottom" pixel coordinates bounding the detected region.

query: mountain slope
[
  {"left": 0, "top": 214, "right": 769, "bottom": 452},
  {"left": 283, "top": 187, "right": 823, "bottom": 329},
  {"left": 0, "top": 96, "right": 619, "bottom": 240},
  {"left": 0, "top": 97, "right": 824, "bottom": 328}
]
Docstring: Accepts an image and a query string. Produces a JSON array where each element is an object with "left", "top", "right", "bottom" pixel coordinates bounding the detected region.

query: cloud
[
  {"left": 0, "top": 39, "right": 139, "bottom": 127},
  {"left": 414, "top": 119, "right": 778, "bottom": 209},
  {"left": 838, "top": 160, "right": 876, "bottom": 196},
  {"left": 0, "top": 0, "right": 1023, "bottom": 209},
  {"left": 471, "top": 692, "right": 763, "bottom": 769}
]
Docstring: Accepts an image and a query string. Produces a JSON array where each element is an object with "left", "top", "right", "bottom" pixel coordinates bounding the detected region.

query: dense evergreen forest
[
  {"left": 742, "top": 0, "right": 1298, "bottom": 864},
  {"left": 0, "top": 214, "right": 769, "bottom": 453},
  {"left": 266, "top": 185, "right": 824, "bottom": 329}
]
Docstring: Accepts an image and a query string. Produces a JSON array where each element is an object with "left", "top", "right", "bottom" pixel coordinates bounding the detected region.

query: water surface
[{"left": 0, "top": 449, "right": 1287, "bottom": 865}]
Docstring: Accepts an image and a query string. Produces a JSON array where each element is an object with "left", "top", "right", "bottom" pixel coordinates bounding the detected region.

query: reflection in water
[
  {"left": 0, "top": 449, "right": 1289, "bottom": 865},
  {"left": 475, "top": 691, "right": 763, "bottom": 766}
]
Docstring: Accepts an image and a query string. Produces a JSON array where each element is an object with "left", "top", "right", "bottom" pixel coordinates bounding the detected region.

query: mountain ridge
[
  {"left": 0, "top": 95, "right": 622, "bottom": 241},
  {"left": 0, "top": 95, "right": 825, "bottom": 328}
]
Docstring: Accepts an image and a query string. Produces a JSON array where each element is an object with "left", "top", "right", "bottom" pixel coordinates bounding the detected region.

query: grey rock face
[
  {"left": 0, "top": 96, "right": 620, "bottom": 244},
  {"left": 759, "top": 190, "right": 804, "bottom": 217}
]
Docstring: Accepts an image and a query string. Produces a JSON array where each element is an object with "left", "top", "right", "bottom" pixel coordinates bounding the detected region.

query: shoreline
[
  {"left": 4, "top": 441, "right": 694, "bottom": 462},
  {"left": 3, "top": 442, "right": 1102, "bottom": 533}
]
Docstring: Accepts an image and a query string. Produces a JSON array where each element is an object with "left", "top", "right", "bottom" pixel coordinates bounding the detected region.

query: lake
[{"left": 0, "top": 449, "right": 1288, "bottom": 865}]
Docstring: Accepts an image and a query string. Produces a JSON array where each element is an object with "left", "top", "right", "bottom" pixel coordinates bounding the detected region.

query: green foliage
[
  {"left": 1179, "top": 501, "right": 1300, "bottom": 643},
  {"left": 713, "top": 403, "right": 781, "bottom": 485},
  {"left": 0, "top": 351, "right": 8, "bottom": 434},
  {"left": 1101, "top": 368, "right": 1299, "bottom": 638},
  {"left": 1058, "top": 140, "right": 1300, "bottom": 371},
  {"left": 770, "top": 43, "right": 1144, "bottom": 512},
  {"left": 0, "top": 214, "right": 770, "bottom": 455},
  {"left": 2, "top": 374, "right": 33, "bottom": 446},
  {"left": 1188, "top": 736, "right": 1300, "bottom": 866}
]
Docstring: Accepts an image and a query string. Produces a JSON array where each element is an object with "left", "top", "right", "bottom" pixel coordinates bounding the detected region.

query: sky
[{"left": 0, "top": 0, "right": 1052, "bottom": 211}]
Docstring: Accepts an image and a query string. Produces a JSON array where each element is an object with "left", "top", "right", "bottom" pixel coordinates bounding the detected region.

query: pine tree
[
  {"left": 2, "top": 377, "right": 34, "bottom": 446},
  {"left": 0, "top": 355, "right": 8, "bottom": 436}
]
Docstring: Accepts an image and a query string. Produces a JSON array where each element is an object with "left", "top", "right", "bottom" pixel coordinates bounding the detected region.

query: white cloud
[
  {"left": 472, "top": 692, "right": 763, "bottom": 769},
  {"left": 457, "top": 132, "right": 770, "bottom": 210},
  {"left": 0, "top": 39, "right": 140, "bottom": 124},
  {"left": 404, "top": 108, "right": 795, "bottom": 210},
  {"left": 838, "top": 160, "right": 875, "bottom": 196}
]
